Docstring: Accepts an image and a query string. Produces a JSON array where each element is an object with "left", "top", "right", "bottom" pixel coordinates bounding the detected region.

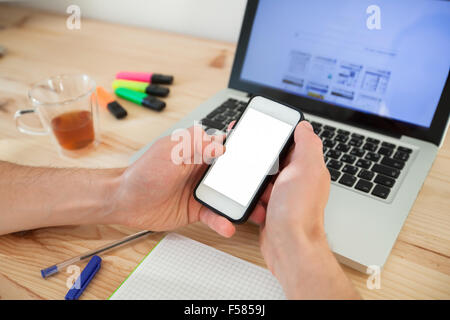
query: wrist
[
  {"left": 92, "top": 168, "right": 125, "bottom": 225},
  {"left": 266, "top": 224, "right": 330, "bottom": 292},
  {"left": 62, "top": 167, "right": 125, "bottom": 227}
]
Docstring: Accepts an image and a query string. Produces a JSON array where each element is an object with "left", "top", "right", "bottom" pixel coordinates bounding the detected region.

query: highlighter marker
[
  {"left": 115, "top": 87, "right": 166, "bottom": 111},
  {"left": 112, "top": 79, "right": 169, "bottom": 97},
  {"left": 96, "top": 86, "right": 128, "bottom": 119},
  {"left": 116, "top": 71, "right": 174, "bottom": 85}
]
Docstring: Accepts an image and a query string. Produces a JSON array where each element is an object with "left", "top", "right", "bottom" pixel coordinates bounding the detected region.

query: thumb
[
  {"left": 192, "top": 126, "right": 226, "bottom": 165},
  {"left": 199, "top": 207, "right": 236, "bottom": 238}
]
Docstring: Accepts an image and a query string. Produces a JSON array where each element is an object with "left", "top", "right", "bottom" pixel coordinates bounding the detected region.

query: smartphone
[{"left": 194, "top": 96, "right": 303, "bottom": 223}]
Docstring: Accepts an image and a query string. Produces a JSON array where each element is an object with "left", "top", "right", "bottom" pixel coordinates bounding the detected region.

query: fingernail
[{"left": 301, "top": 120, "right": 313, "bottom": 130}]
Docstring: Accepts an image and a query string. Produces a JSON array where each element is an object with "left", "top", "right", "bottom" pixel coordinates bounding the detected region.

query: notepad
[{"left": 109, "top": 233, "right": 286, "bottom": 300}]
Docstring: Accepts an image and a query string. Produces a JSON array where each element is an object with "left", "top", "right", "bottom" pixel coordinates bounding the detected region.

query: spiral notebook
[{"left": 109, "top": 233, "right": 285, "bottom": 300}]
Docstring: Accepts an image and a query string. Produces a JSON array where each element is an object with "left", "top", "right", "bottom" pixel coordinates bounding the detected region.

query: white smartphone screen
[{"left": 203, "top": 107, "right": 294, "bottom": 206}]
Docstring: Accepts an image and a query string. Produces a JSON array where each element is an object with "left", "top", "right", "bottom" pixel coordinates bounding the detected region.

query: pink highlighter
[{"left": 116, "top": 71, "right": 174, "bottom": 85}]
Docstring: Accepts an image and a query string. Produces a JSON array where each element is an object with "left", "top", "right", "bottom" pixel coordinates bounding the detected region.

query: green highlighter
[
  {"left": 113, "top": 79, "right": 169, "bottom": 97},
  {"left": 115, "top": 87, "right": 166, "bottom": 111}
]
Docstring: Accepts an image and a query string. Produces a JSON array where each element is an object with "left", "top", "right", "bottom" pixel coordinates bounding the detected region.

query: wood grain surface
[{"left": 0, "top": 5, "right": 449, "bottom": 300}]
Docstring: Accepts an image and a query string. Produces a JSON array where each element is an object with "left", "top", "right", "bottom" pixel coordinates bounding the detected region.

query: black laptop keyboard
[
  {"left": 310, "top": 121, "right": 413, "bottom": 200},
  {"left": 201, "top": 98, "right": 413, "bottom": 201},
  {"left": 200, "top": 98, "right": 247, "bottom": 132}
]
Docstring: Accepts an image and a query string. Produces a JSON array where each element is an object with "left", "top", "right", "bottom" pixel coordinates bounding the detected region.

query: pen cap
[
  {"left": 146, "top": 84, "right": 170, "bottom": 97},
  {"left": 142, "top": 96, "right": 166, "bottom": 111},
  {"left": 41, "top": 265, "right": 58, "bottom": 278},
  {"left": 107, "top": 101, "right": 128, "bottom": 119},
  {"left": 112, "top": 79, "right": 147, "bottom": 92},
  {"left": 65, "top": 255, "right": 102, "bottom": 300},
  {"left": 116, "top": 71, "right": 152, "bottom": 83},
  {"left": 151, "top": 73, "right": 173, "bottom": 85},
  {"left": 115, "top": 87, "right": 147, "bottom": 105}
]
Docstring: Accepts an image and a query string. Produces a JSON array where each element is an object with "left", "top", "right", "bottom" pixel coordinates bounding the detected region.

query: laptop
[{"left": 131, "top": 0, "right": 450, "bottom": 272}]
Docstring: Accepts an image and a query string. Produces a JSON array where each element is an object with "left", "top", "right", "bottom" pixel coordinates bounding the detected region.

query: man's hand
[
  {"left": 107, "top": 126, "right": 265, "bottom": 237},
  {"left": 260, "top": 121, "right": 330, "bottom": 270},
  {"left": 257, "top": 121, "right": 360, "bottom": 299}
]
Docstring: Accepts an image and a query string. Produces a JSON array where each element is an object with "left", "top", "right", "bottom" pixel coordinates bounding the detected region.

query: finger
[
  {"left": 227, "top": 120, "right": 236, "bottom": 132},
  {"left": 280, "top": 122, "right": 311, "bottom": 168},
  {"left": 281, "top": 147, "right": 295, "bottom": 168},
  {"left": 248, "top": 201, "right": 266, "bottom": 225},
  {"left": 204, "top": 141, "right": 226, "bottom": 160},
  {"left": 294, "top": 120, "right": 314, "bottom": 143},
  {"left": 185, "top": 125, "right": 226, "bottom": 164},
  {"left": 291, "top": 121, "right": 323, "bottom": 161},
  {"left": 260, "top": 183, "right": 273, "bottom": 205},
  {"left": 199, "top": 207, "right": 236, "bottom": 238}
]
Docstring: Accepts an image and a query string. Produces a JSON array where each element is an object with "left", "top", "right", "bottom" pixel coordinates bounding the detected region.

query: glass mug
[{"left": 15, "top": 74, "right": 100, "bottom": 157}]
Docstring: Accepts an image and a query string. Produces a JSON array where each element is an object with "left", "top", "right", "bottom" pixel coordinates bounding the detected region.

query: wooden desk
[{"left": 0, "top": 5, "right": 449, "bottom": 300}]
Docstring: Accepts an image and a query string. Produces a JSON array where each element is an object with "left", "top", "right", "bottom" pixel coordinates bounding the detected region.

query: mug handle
[{"left": 14, "top": 109, "right": 49, "bottom": 135}]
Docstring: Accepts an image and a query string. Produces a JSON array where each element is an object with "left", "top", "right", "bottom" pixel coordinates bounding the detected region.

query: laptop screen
[{"left": 239, "top": 0, "right": 450, "bottom": 128}]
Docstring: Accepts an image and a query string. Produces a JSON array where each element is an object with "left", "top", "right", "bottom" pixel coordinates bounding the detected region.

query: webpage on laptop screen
[{"left": 240, "top": 0, "right": 450, "bottom": 128}]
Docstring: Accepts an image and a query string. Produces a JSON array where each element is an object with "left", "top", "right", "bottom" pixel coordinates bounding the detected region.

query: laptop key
[
  {"left": 378, "top": 146, "right": 393, "bottom": 157},
  {"left": 339, "top": 174, "right": 357, "bottom": 187},
  {"left": 327, "top": 149, "right": 342, "bottom": 159},
  {"left": 366, "top": 137, "right": 380, "bottom": 145},
  {"left": 323, "top": 139, "right": 336, "bottom": 148},
  {"left": 398, "top": 146, "right": 413, "bottom": 153},
  {"left": 320, "top": 130, "right": 334, "bottom": 139},
  {"left": 393, "top": 150, "right": 409, "bottom": 162},
  {"left": 372, "top": 184, "right": 391, "bottom": 199},
  {"left": 372, "top": 164, "right": 400, "bottom": 178},
  {"left": 221, "top": 100, "right": 235, "bottom": 109},
  {"left": 382, "top": 141, "right": 396, "bottom": 149},
  {"left": 327, "top": 159, "right": 343, "bottom": 170},
  {"left": 381, "top": 156, "right": 405, "bottom": 170},
  {"left": 311, "top": 121, "right": 322, "bottom": 127},
  {"left": 214, "top": 115, "right": 227, "bottom": 122},
  {"left": 356, "top": 158, "right": 372, "bottom": 169},
  {"left": 236, "top": 107, "right": 245, "bottom": 113},
  {"left": 350, "top": 147, "right": 365, "bottom": 157},
  {"left": 358, "top": 169, "right": 374, "bottom": 181},
  {"left": 328, "top": 168, "right": 341, "bottom": 181},
  {"left": 215, "top": 105, "right": 227, "bottom": 113},
  {"left": 341, "top": 154, "right": 356, "bottom": 164},
  {"left": 324, "top": 125, "right": 336, "bottom": 131},
  {"left": 337, "top": 129, "right": 350, "bottom": 135},
  {"left": 355, "top": 179, "right": 373, "bottom": 193},
  {"left": 374, "top": 174, "right": 395, "bottom": 188},
  {"left": 348, "top": 138, "right": 363, "bottom": 147},
  {"left": 363, "top": 142, "right": 377, "bottom": 152},
  {"left": 201, "top": 118, "right": 225, "bottom": 130},
  {"left": 223, "top": 110, "right": 236, "bottom": 117},
  {"left": 365, "top": 152, "right": 380, "bottom": 162},
  {"left": 351, "top": 133, "right": 365, "bottom": 140},
  {"left": 208, "top": 107, "right": 227, "bottom": 118},
  {"left": 336, "top": 143, "right": 350, "bottom": 152},
  {"left": 342, "top": 165, "right": 358, "bottom": 175},
  {"left": 335, "top": 134, "right": 348, "bottom": 143}
]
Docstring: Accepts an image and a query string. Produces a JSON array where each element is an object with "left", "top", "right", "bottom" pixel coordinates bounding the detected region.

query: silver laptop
[{"left": 131, "top": 0, "right": 450, "bottom": 272}]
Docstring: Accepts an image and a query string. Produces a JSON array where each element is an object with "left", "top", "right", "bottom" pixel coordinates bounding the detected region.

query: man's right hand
[{"left": 259, "top": 121, "right": 360, "bottom": 299}]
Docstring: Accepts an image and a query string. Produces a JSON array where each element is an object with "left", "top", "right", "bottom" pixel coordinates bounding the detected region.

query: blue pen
[
  {"left": 41, "top": 230, "right": 153, "bottom": 278},
  {"left": 65, "top": 255, "right": 102, "bottom": 300}
]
